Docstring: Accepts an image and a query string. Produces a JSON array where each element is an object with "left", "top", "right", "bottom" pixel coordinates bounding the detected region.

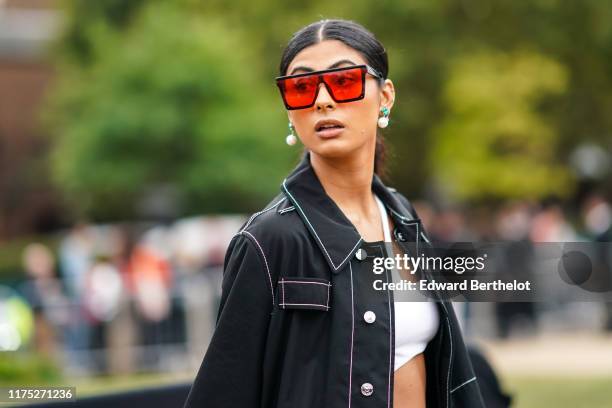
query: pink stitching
[
  {"left": 282, "top": 279, "right": 285, "bottom": 306},
  {"left": 282, "top": 178, "right": 362, "bottom": 271},
  {"left": 241, "top": 231, "right": 275, "bottom": 307},
  {"left": 280, "top": 280, "right": 331, "bottom": 286},
  {"left": 348, "top": 262, "right": 355, "bottom": 407},
  {"left": 451, "top": 376, "right": 476, "bottom": 393},
  {"left": 376, "top": 244, "right": 393, "bottom": 408},
  {"left": 278, "top": 279, "right": 332, "bottom": 310},
  {"left": 239, "top": 197, "right": 286, "bottom": 233},
  {"left": 372, "top": 244, "right": 393, "bottom": 407},
  {"left": 279, "top": 302, "right": 329, "bottom": 309}
]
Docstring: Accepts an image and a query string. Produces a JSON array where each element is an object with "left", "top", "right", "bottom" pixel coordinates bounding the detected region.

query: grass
[
  {"left": 502, "top": 375, "right": 612, "bottom": 408},
  {"left": 2, "top": 371, "right": 610, "bottom": 407},
  {"left": 70, "top": 372, "right": 193, "bottom": 397},
  {"left": 68, "top": 374, "right": 612, "bottom": 406}
]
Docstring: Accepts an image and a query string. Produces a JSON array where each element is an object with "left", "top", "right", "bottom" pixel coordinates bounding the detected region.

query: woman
[{"left": 184, "top": 19, "right": 484, "bottom": 408}]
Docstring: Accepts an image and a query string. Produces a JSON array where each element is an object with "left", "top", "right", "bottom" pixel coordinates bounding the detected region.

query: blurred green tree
[
  {"left": 46, "top": 2, "right": 293, "bottom": 219},
  {"left": 43, "top": 0, "right": 612, "bottom": 223},
  {"left": 356, "top": 1, "right": 611, "bottom": 201},
  {"left": 430, "top": 49, "right": 573, "bottom": 201}
]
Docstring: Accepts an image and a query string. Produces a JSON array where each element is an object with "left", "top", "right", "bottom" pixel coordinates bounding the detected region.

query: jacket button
[
  {"left": 360, "top": 382, "right": 374, "bottom": 396},
  {"left": 355, "top": 249, "right": 367, "bottom": 261},
  {"left": 363, "top": 311, "right": 376, "bottom": 324}
]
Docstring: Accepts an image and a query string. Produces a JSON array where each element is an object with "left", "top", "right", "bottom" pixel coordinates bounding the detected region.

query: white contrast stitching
[
  {"left": 387, "top": 205, "right": 414, "bottom": 222},
  {"left": 416, "top": 221, "right": 420, "bottom": 256},
  {"left": 348, "top": 261, "right": 355, "bottom": 407},
  {"left": 279, "top": 302, "right": 329, "bottom": 309},
  {"left": 440, "top": 301, "right": 453, "bottom": 408},
  {"left": 375, "top": 244, "right": 393, "bottom": 408},
  {"left": 279, "top": 206, "right": 295, "bottom": 214},
  {"left": 450, "top": 376, "right": 476, "bottom": 394},
  {"left": 386, "top": 200, "right": 424, "bottom": 256},
  {"left": 283, "top": 179, "right": 362, "bottom": 271},
  {"left": 421, "top": 231, "right": 431, "bottom": 243},
  {"left": 396, "top": 219, "right": 420, "bottom": 256},
  {"left": 241, "top": 231, "right": 275, "bottom": 307},
  {"left": 278, "top": 279, "right": 332, "bottom": 310},
  {"left": 280, "top": 280, "right": 331, "bottom": 287},
  {"left": 239, "top": 197, "right": 286, "bottom": 233},
  {"left": 337, "top": 239, "right": 363, "bottom": 268}
]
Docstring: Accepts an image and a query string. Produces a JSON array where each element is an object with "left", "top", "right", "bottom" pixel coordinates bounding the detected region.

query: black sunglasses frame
[{"left": 275, "top": 64, "right": 383, "bottom": 110}]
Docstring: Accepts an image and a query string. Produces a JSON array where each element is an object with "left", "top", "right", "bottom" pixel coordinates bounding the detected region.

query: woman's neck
[{"left": 310, "top": 148, "right": 383, "bottom": 240}]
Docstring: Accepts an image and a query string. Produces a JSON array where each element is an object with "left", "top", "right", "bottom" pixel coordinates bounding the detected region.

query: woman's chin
[{"left": 310, "top": 141, "right": 355, "bottom": 159}]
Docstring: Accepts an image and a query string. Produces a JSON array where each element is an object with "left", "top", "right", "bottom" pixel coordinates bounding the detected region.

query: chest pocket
[{"left": 278, "top": 277, "right": 331, "bottom": 311}]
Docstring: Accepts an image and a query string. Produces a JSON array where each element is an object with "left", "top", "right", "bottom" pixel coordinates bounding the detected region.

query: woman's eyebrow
[{"left": 289, "top": 59, "right": 357, "bottom": 75}]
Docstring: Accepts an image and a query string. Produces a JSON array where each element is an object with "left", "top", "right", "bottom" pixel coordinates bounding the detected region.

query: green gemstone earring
[{"left": 378, "top": 106, "right": 390, "bottom": 128}]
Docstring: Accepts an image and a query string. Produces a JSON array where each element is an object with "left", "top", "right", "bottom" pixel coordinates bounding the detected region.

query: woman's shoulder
[{"left": 234, "top": 192, "right": 309, "bottom": 248}]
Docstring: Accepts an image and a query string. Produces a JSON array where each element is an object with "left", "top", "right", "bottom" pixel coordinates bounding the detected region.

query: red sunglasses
[{"left": 275, "top": 64, "right": 383, "bottom": 110}]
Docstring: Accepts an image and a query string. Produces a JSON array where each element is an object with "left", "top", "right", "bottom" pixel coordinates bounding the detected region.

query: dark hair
[{"left": 279, "top": 19, "right": 389, "bottom": 178}]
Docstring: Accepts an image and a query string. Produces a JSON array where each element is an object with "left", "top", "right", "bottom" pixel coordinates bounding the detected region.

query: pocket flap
[{"left": 278, "top": 277, "right": 331, "bottom": 311}]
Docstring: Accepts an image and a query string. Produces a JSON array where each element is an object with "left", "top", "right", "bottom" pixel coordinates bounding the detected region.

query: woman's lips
[{"left": 315, "top": 126, "right": 344, "bottom": 138}]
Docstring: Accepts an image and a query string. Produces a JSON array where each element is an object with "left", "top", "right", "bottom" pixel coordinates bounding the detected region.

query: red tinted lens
[
  {"left": 278, "top": 75, "right": 319, "bottom": 109},
  {"left": 322, "top": 67, "right": 365, "bottom": 101}
]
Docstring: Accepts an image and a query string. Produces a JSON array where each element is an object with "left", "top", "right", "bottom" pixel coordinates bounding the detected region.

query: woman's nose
[{"left": 315, "top": 83, "right": 336, "bottom": 110}]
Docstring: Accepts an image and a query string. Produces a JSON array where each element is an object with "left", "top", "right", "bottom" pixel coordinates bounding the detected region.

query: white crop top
[{"left": 374, "top": 195, "right": 440, "bottom": 371}]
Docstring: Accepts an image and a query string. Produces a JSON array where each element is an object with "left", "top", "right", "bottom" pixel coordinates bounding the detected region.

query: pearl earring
[
  {"left": 378, "top": 106, "right": 390, "bottom": 128},
  {"left": 286, "top": 122, "right": 297, "bottom": 146}
]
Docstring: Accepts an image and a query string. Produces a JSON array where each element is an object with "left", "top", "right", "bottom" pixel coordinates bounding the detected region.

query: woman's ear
[{"left": 380, "top": 79, "right": 395, "bottom": 111}]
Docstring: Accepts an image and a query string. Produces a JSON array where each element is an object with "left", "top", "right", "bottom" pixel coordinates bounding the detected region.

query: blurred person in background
[
  {"left": 58, "top": 223, "right": 95, "bottom": 373},
  {"left": 529, "top": 198, "right": 576, "bottom": 243},
  {"left": 82, "top": 253, "right": 124, "bottom": 374},
  {"left": 423, "top": 204, "right": 478, "bottom": 335},
  {"left": 493, "top": 201, "right": 538, "bottom": 339},
  {"left": 18, "top": 243, "right": 69, "bottom": 358},
  {"left": 579, "top": 193, "right": 612, "bottom": 241},
  {"left": 580, "top": 193, "right": 612, "bottom": 331},
  {"left": 128, "top": 226, "right": 179, "bottom": 369}
]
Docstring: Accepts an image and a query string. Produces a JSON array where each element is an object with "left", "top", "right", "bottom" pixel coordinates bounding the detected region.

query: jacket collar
[{"left": 281, "top": 151, "right": 418, "bottom": 273}]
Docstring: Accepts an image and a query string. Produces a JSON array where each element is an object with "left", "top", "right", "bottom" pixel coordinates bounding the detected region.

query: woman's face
[{"left": 285, "top": 40, "right": 395, "bottom": 162}]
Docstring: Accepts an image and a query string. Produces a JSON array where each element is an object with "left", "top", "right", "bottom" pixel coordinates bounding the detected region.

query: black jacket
[{"left": 184, "top": 152, "right": 485, "bottom": 408}]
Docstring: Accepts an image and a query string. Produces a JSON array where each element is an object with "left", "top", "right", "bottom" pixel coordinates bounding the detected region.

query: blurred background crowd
[{"left": 1, "top": 0, "right": 611, "bottom": 406}]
